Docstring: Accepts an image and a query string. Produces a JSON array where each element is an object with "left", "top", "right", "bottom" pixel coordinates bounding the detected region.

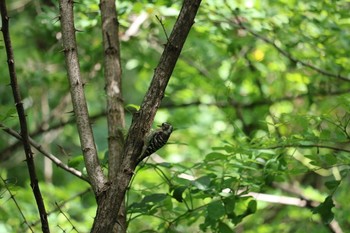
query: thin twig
[
  {"left": 272, "top": 183, "right": 343, "bottom": 233},
  {"left": 121, "top": 12, "right": 149, "bottom": 41},
  {"left": 31, "top": 188, "right": 91, "bottom": 228},
  {"left": 0, "top": 176, "right": 34, "bottom": 233},
  {"left": 231, "top": 9, "right": 350, "bottom": 82},
  {"left": 0, "top": 111, "right": 105, "bottom": 161},
  {"left": 156, "top": 15, "right": 169, "bottom": 42},
  {"left": 0, "top": 1, "right": 50, "bottom": 232},
  {"left": 1, "top": 87, "right": 348, "bottom": 162},
  {"left": 55, "top": 202, "right": 80, "bottom": 233},
  {"left": 261, "top": 143, "right": 350, "bottom": 154},
  {"left": 0, "top": 123, "right": 89, "bottom": 182}
]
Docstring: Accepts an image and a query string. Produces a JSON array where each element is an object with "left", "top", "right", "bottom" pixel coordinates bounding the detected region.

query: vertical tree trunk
[{"left": 90, "top": 0, "right": 202, "bottom": 232}]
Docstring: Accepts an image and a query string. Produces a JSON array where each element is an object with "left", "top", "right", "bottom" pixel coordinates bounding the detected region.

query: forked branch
[{"left": 90, "top": 0, "right": 202, "bottom": 232}]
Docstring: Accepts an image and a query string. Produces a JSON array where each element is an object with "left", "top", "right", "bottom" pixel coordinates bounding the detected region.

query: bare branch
[
  {"left": 55, "top": 202, "right": 80, "bottom": 233},
  {"left": 125, "top": 0, "right": 202, "bottom": 167},
  {"left": 1, "top": 87, "right": 347, "bottom": 162},
  {"left": 121, "top": 12, "right": 148, "bottom": 41},
  {"left": 161, "top": 89, "right": 350, "bottom": 109},
  {"left": 100, "top": 0, "right": 125, "bottom": 180},
  {"left": 31, "top": 188, "right": 91, "bottom": 228},
  {"left": 0, "top": 123, "right": 88, "bottom": 182},
  {"left": 0, "top": 111, "right": 105, "bottom": 162},
  {"left": 272, "top": 183, "right": 343, "bottom": 233},
  {"left": 0, "top": 176, "right": 35, "bottom": 233},
  {"left": 156, "top": 15, "right": 169, "bottom": 42},
  {"left": 91, "top": 1, "right": 202, "bottom": 232},
  {"left": 58, "top": 0, "right": 106, "bottom": 195},
  {"left": 247, "top": 191, "right": 342, "bottom": 233},
  {"left": 99, "top": 0, "right": 127, "bottom": 231},
  {"left": 0, "top": 1, "right": 50, "bottom": 232},
  {"left": 262, "top": 143, "right": 350, "bottom": 154}
]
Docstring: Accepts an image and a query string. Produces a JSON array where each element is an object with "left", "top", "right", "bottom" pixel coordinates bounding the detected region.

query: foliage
[{"left": 1, "top": 0, "right": 350, "bottom": 232}]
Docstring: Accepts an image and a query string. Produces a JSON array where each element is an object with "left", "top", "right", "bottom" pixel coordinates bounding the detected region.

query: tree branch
[
  {"left": 262, "top": 143, "right": 350, "bottom": 154},
  {"left": 0, "top": 175, "right": 35, "bottom": 233},
  {"left": 0, "top": 123, "right": 88, "bottom": 182},
  {"left": 58, "top": 0, "right": 106, "bottom": 195},
  {"left": 271, "top": 183, "right": 343, "bottom": 233},
  {"left": 1, "top": 88, "right": 347, "bottom": 162},
  {"left": 0, "top": 111, "right": 105, "bottom": 162},
  {"left": 100, "top": 0, "right": 127, "bottom": 231},
  {"left": 124, "top": 0, "right": 201, "bottom": 218},
  {"left": 124, "top": 0, "right": 202, "bottom": 166},
  {"left": 231, "top": 10, "right": 350, "bottom": 82},
  {"left": 0, "top": 1, "right": 50, "bottom": 232},
  {"left": 247, "top": 191, "right": 342, "bottom": 233},
  {"left": 90, "top": 1, "right": 202, "bottom": 232},
  {"left": 100, "top": 0, "right": 125, "bottom": 181},
  {"left": 161, "top": 89, "right": 350, "bottom": 109},
  {"left": 31, "top": 188, "right": 91, "bottom": 228}
]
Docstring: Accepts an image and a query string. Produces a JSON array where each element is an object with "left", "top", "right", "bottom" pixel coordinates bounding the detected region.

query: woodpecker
[{"left": 137, "top": 122, "right": 173, "bottom": 164}]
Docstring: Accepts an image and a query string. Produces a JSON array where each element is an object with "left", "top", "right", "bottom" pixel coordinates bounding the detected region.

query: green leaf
[
  {"left": 142, "top": 193, "right": 168, "bottom": 204},
  {"left": 101, "top": 150, "right": 109, "bottom": 167},
  {"left": 222, "top": 195, "right": 236, "bottom": 214},
  {"left": 312, "top": 196, "right": 334, "bottom": 224},
  {"left": 207, "top": 200, "right": 225, "bottom": 220},
  {"left": 193, "top": 175, "right": 213, "bottom": 191},
  {"left": 205, "top": 152, "right": 226, "bottom": 161},
  {"left": 68, "top": 155, "right": 84, "bottom": 168},
  {"left": 125, "top": 104, "right": 140, "bottom": 113},
  {"left": 247, "top": 199, "right": 257, "bottom": 214},
  {"left": 322, "top": 154, "right": 337, "bottom": 166},
  {"left": 0, "top": 107, "right": 17, "bottom": 121},
  {"left": 172, "top": 186, "right": 187, "bottom": 202},
  {"left": 325, "top": 180, "right": 340, "bottom": 192},
  {"left": 157, "top": 162, "right": 173, "bottom": 168},
  {"left": 340, "top": 169, "right": 349, "bottom": 178},
  {"left": 218, "top": 221, "right": 232, "bottom": 233}
]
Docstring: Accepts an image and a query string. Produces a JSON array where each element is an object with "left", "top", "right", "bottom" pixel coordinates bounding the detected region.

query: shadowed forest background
[{"left": 1, "top": 0, "right": 350, "bottom": 232}]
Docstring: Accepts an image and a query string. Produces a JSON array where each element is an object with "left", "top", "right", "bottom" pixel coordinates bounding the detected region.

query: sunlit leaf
[{"left": 68, "top": 156, "right": 84, "bottom": 168}]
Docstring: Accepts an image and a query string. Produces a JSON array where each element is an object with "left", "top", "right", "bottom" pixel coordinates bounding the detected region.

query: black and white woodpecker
[{"left": 137, "top": 122, "right": 173, "bottom": 164}]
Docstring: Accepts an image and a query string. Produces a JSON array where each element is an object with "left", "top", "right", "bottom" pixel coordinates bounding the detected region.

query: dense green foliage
[{"left": 1, "top": 0, "right": 350, "bottom": 232}]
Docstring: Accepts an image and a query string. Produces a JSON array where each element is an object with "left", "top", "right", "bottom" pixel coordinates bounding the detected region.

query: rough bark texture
[
  {"left": 0, "top": 1, "right": 50, "bottom": 232},
  {"left": 100, "top": 0, "right": 126, "bottom": 232},
  {"left": 90, "top": 0, "right": 202, "bottom": 232},
  {"left": 100, "top": 0, "right": 125, "bottom": 186},
  {"left": 59, "top": 0, "right": 107, "bottom": 195}
]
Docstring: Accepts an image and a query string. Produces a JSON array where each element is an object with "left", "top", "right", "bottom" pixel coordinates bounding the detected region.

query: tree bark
[
  {"left": 0, "top": 1, "right": 50, "bottom": 232},
  {"left": 90, "top": 0, "right": 202, "bottom": 232},
  {"left": 59, "top": 0, "right": 107, "bottom": 195},
  {"left": 100, "top": 0, "right": 126, "bottom": 231}
]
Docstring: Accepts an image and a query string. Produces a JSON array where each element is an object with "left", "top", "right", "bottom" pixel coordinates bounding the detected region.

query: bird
[{"left": 137, "top": 122, "right": 173, "bottom": 164}]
